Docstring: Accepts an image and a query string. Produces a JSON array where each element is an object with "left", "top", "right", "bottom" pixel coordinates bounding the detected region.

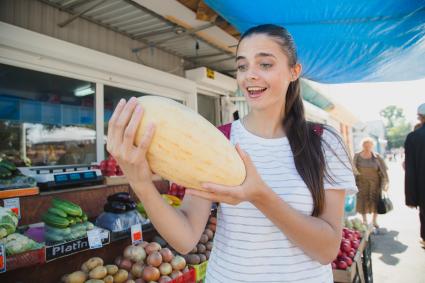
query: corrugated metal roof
[{"left": 40, "top": 0, "right": 236, "bottom": 76}]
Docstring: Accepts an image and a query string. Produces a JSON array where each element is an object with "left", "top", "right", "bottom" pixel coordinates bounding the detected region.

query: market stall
[{"left": 0, "top": 169, "right": 214, "bottom": 282}]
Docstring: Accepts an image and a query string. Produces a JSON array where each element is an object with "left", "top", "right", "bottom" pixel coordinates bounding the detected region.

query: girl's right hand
[{"left": 106, "top": 97, "right": 156, "bottom": 188}]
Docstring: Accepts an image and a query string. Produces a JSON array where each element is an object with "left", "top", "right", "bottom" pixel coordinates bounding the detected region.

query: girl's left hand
[{"left": 185, "top": 144, "right": 268, "bottom": 205}]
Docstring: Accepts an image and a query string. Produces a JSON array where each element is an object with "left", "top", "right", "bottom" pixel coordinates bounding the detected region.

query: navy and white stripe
[{"left": 205, "top": 120, "right": 357, "bottom": 283}]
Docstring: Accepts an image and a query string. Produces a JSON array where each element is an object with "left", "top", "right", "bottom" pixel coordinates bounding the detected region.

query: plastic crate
[
  {"left": 170, "top": 267, "right": 196, "bottom": 283},
  {"left": 6, "top": 247, "right": 45, "bottom": 271},
  {"left": 189, "top": 260, "right": 208, "bottom": 281}
]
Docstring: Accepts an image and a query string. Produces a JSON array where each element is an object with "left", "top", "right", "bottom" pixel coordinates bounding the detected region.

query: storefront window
[
  {"left": 0, "top": 64, "right": 96, "bottom": 166},
  {"left": 197, "top": 93, "right": 220, "bottom": 126}
]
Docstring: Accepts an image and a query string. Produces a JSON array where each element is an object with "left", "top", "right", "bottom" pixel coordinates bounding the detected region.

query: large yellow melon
[{"left": 134, "top": 95, "right": 246, "bottom": 191}]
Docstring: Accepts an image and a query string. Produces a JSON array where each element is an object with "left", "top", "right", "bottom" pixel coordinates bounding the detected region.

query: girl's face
[{"left": 236, "top": 34, "right": 299, "bottom": 111}]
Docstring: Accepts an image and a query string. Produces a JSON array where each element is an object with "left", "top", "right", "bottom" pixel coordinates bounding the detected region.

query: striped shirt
[{"left": 206, "top": 120, "right": 357, "bottom": 283}]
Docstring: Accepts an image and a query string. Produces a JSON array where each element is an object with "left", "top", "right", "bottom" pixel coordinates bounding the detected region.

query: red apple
[{"left": 337, "top": 260, "right": 348, "bottom": 270}]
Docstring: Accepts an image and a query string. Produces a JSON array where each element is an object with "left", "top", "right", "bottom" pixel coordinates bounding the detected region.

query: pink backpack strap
[{"left": 218, "top": 123, "right": 232, "bottom": 140}]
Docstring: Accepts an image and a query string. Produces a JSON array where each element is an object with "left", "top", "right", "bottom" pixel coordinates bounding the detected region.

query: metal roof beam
[
  {"left": 58, "top": 0, "right": 106, "bottom": 28},
  {"left": 132, "top": 22, "right": 215, "bottom": 52},
  {"left": 186, "top": 52, "right": 225, "bottom": 60}
]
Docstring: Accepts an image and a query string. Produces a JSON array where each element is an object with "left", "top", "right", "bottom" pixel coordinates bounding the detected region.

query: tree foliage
[{"left": 380, "top": 105, "right": 411, "bottom": 149}]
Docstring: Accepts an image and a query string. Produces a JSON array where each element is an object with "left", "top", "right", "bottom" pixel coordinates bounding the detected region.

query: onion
[
  {"left": 147, "top": 251, "right": 162, "bottom": 267},
  {"left": 170, "top": 255, "right": 186, "bottom": 271},
  {"left": 159, "top": 262, "right": 172, "bottom": 275},
  {"left": 158, "top": 275, "right": 173, "bottom": 283},
  {"left": 119, "top": 258, "right": 133, "bottom": 271},
  {"left": 170, "top": 270, "right": 183, "bottom": 279},
  {"left": 124, "top": 245, "right": 134, "bottom": 260},
  {"left": 131, "top": 262, "right": 145, "bottom": 278},
  {"left": 114, "top": 256, "right": 123, "bottom": 267},
  {"left": 142, "top": 266, "right": 160, "bottom": 282},
  {"left": 159, "top": 248, "right": 173, "bottom": 263},
  {"left": 144, "top": 242, "right": 161, "bottom": 255},
  {"left": 131, "top": 245, "right": 147, "bottom": 262}
]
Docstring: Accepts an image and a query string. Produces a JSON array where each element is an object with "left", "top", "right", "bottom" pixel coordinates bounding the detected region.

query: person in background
[
  {"left": 404, "top": 103, "right": 425, "bottom": 248},
  {"left": 353, "top": 137, "right": 389, "bottom": 228}
]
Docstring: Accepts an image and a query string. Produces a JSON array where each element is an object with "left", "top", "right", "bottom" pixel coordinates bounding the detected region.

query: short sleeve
[{"left": 322, "top": 128, "right": 358, "bottom": 195}]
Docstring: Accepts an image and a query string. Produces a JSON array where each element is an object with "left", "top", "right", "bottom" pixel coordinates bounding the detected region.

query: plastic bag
[
  {"left": 95, "top": 210, "right": 148, "bottom": 232},
  {"left": 344, "top": 194, "right": 357, "bottom": 217}
]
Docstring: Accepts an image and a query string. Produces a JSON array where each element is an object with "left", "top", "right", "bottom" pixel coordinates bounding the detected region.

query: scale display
[{"left": 54, "top": 171, "right": 97, "bottom": 183}]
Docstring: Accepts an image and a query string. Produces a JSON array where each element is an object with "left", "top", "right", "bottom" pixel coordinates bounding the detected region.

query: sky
[{"left": 309, "top": 78, "right": 425, "bottom": 126}]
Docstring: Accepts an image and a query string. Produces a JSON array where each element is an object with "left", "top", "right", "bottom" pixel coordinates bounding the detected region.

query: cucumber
[
  {"left": 52, "top": 198, "right": 83, "bottom": 217},
  {"left": 81, "top": 212, "right": 88, "bottom": 222},
  {"left": 66, "top": 217, "right": 76, "bottom": 225},
  {"left": 42, "top": 213, "right": 69, "bottom": 228},
  {"left": 45, "top": 233, "right": 65, "bottom": 243},
  {"left": 45, "top": 225, "right": 71, "bottom": 236},
  {"left": 0, "top": 160, "right": 16, "bottom": 171},
  {"left": 48, "top": 207, "right": 67, "bottom": 218},
  {"left": 0, "top": 167, "right": 11, "bottom": 179}
]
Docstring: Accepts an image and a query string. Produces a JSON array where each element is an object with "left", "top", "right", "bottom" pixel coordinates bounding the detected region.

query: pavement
[{"left": 364, "top": 159, "right": 425, "bottom": 283}]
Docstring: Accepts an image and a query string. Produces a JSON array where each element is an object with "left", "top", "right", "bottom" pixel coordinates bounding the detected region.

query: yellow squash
[{"left": 135, "top": 95, "right": 246, "bottom": 191}]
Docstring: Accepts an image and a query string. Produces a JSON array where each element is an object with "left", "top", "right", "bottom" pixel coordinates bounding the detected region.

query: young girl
[{"left": 107, "top": 24, "right": 357, "bottom": 282}]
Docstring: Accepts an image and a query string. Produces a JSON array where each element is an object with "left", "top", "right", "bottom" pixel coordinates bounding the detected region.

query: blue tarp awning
[{"left": 205, "top": 0, "right": 425, "bottom": 83}]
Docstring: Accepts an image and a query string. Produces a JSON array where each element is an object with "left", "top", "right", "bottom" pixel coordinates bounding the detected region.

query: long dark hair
[{"left": 238, "top": 24, "right": 345, "bottom": 216}]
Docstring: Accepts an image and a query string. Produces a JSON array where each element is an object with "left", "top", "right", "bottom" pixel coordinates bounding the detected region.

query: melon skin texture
[{"left": 134, "top": 95, "right": 246, "bottom": 191}]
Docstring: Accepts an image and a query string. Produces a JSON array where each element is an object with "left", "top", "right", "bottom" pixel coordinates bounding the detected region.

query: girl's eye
[
  {"left": 260, "top": 63, "right": 272, "bottom": 69},
  {"left": 237, "top": 64, "right": 248, "bottom": 72}
]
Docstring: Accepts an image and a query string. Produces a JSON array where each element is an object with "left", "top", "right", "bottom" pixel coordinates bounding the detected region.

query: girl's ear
[{"left": 291, "top": 63, "right": 302, "bottom": 81}]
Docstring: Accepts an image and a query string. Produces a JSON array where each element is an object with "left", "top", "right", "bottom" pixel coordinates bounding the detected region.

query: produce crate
[
  {"left": 6, "top": 247, "right": 45, "bottom": 271},
  {"left": 333, "top": 262, "right": 358, "bottom": 282},
  {"left": 45, "top": 228, "right": 110, "bottom": 262},
  {"left": 171, "top": 267, "right": 196, "bottom": 283},
  {"left": 333, "top": 252, "right": 364, "bottom": 283},
  {"left": 189, "top": 260, "right": 208, "bottom": 281}
]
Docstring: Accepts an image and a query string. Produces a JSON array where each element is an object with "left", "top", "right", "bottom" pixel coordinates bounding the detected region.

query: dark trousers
[{"left": 421, "top": 206, "right": 425, "bottom": 241}]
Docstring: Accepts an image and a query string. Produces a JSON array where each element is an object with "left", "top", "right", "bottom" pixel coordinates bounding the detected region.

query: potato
[
  {"left": 65, "top": 271, "right": 87, "bottom": 283},
  {"left": 85, "top": 280, "right": 104, "bottom": 283},
  {"left": 81, "top": 262, "right": 90, "bottom": 273},
  {"left": 103, "top": 275, "right": 114, "bottom": 283},
  {"left": 89, "top": 266, "right": 107, "bottom": 279},
  {"left": 114, "top": 269, "right": 129, "bottom": 283},
  {"left": 204, "top": 229, "right": 214, "bottom": 240},
  {"left": 85, "top": 257, "right": 104, "bottom": 271},
  {"left": 206, "top": 241, "right": 213, "bottom": 251},
  {"left": 199, "top": 254, "right": 207, "bottom": 263},
  {"left": 196, "top": 244, "right": 206, "bottom": 254},
  {"left": 199, "top": 234, "right": 209, "bottom": 244},
  {"left": 207, "top": 224, "right": 216, "bottom": 232},
  {"left": 106, "top": 265, "right": 119, "bottom": 275},
  {"left": 190, "top": 246, "right": 197, "bottom": 254},
  {"left": 186, "top": 254, "right": 200, "bottom": 265}
]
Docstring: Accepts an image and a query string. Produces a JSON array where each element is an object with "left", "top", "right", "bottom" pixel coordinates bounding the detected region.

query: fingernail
[
  {"left": 118, "top": 98, "right": 125, "bottom": 105},
  {"left": 130, "top": 97, "right": 137, "bottom": 103}
]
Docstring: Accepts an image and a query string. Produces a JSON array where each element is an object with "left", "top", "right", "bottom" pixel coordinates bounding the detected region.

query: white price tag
[
  {"left": 131, "top": 223, "right": 143, "bottom": 245},
  {"left": 87, "top": 229, "right": 102, "bottom": 249},
  {"left": 4, "top": 197, "right": 20, "bottom": 219},
  {"left": 0, "top": 243, "right": 5, "bottom": 273}
]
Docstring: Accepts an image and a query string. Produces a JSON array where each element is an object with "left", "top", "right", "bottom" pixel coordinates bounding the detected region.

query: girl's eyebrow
[{"left": 236, "top": 52, "right": 277, "bottom": 61}]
